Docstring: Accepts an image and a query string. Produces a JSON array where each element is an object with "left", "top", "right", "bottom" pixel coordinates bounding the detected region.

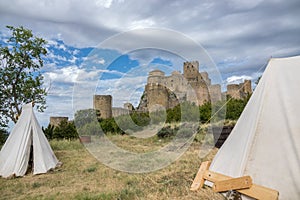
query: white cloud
[
  {"left": 226, "top": 75, "right": 252, "bottom": 84},
  {"left": 98, "top": 58, "right": 105, "bottom": 65},
  {"left": 95, "top": 0, "right": 113, "bottom": 8}
]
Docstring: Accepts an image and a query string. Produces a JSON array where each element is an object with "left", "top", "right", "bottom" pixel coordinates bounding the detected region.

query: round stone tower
[
  {"left": 147, "top": 69, "right": 165, "bottom": 84},
  {"left": 146, "top": 83, "right": 169, "bottom": 112},
  {"left": 93, "top": 95, "right": 112, "bottom": 119}
]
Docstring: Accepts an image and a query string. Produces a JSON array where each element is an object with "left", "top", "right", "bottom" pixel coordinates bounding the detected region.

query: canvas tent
[
  {"left": 0, "top": 103, "right": 59, "bottom": 178},
  {"left": 205, "top": 56, "right": 300, "bottom": 199}
]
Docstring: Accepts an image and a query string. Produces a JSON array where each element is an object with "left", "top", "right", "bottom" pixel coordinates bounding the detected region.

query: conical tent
[
  {"left": 206, "top": 56, "right": 300, "bottom": 199},
  {"left": 0, "top": 103, "right": 59, "bottom": 178}
]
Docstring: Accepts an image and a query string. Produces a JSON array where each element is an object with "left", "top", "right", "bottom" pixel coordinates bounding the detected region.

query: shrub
[
  {"left": 0, "top": 128, "right": 8, "bottom": 146},
  {"left": 157, "top": 126, "right": 178, "bottom": 138},
  {"left": 53, "top": 120, "right": 78, "bottom": 140},
  {"left": 42, "top": 124, "right": 55, "bottom": 140},
  {"left": 225, "top": 96, "right": 249, "bottom": 120}
]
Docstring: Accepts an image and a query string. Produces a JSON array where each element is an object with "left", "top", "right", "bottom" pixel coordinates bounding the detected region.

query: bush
[
  {"left": 157, "top": 126, "right": 178, "bottom": 138},
  {"left": 74, "top": 109, "right": 99, "bottom": 128},
  {"left": 77, "top": 120, "right": 102, "bottom": 136},
  {"left": 42, "top": 124, "right": 55, "bottom": 140},
  {"left": 52, "top": 120, "right": 78, "bottom": 140},
  {"left": 225, "top": 95, "right": 249, "bottom": 120},
  {"left": 0, "top": 128, "right": 8, "bottom": 146},
  {"left": 99, "top": 118, "right": 124, "bottom": 135}
]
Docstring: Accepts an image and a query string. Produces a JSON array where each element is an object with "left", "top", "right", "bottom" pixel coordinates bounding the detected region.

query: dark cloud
[{"left": 1, "top": 0, "right": 299, "bottom": 79}]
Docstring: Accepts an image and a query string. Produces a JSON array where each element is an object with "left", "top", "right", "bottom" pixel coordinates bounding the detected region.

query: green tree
[
  {"left": 74, "top": 109, "right": 99, "bottom": 128},
  {"left": 42, "top": 124, "right": 55, "bottom": 140},
  {"left": 0, "top": 26, "right": 47, "bottom": 128},
  {"left": 53, "top": 120, "right": 78, "bottom": 140},
  {"left": 255, "top": 76, "right": 262, "bottom": 85},
  {"left": 0, "top": 128, "right": 8, "bottom": 146}
]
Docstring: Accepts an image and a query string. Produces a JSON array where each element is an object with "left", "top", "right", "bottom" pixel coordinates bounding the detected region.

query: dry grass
[{"left": 0, "top": 137, "right": 225, "bottom": 200}]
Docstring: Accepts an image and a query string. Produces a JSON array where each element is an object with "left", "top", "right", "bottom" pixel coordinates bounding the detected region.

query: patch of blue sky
[{"left": 150, "top": 57, "right": 173, "bottom": 66}]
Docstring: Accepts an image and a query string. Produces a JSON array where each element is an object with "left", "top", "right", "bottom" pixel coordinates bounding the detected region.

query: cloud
[
  {"left": 1, "top": 0, "right": 300, "bottom": 127},
  {"left": 226, "top": 75, "right": 252, "bottom": 84}
]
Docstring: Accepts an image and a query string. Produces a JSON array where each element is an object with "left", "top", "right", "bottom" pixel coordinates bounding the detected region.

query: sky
[{"left": 0, "top": 0, "right": 300, "bottom": 127}]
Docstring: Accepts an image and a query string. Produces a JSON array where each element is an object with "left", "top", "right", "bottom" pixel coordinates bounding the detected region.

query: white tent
[
  {"left": 0, "top": 103, "right": 59, "bottom": 178},
  {"left": 207, "top": 56, "right": 300, "bottom": 199}
]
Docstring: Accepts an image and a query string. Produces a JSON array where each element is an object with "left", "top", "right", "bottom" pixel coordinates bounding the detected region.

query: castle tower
[
  {"left": 243, "top": 80, "right": 252, "bottom": 94},
  {"left": 183, "top": 61, "right": 199, "bottom": 81},
  {"left": 147, "top": 70, "right": 165, "bottom": 84},
  {"left": 209, "top": 84, "right": 222, "bottom": 103},
  {"left": 227, "top": 84, "right": 241, "bottom": 99},
  {"left": 93, "top": 95, "right": 112, "bottom": 119},
  {"left": 146, "top": 83, "right": 169, "bottom": 112}
]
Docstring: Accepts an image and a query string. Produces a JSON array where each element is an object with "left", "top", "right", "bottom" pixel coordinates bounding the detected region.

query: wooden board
[
  {"left": 190, "top": 161, "right": 211, "bottom": 191},
  {"left": 213, "top": 176, "right": 252, "bottom": 192},
  {"left": 203, "top": 170, "right": 279, "bottom": 200}
]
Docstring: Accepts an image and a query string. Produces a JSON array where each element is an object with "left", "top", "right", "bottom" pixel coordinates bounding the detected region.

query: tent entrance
[{"left": 25, "top": 131, "right": 34, "bottom": 175}]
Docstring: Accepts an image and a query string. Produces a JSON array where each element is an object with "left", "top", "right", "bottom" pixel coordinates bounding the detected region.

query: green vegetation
[
  {"left": 42, "top": 120, "right": 78, "bottom": 140},
  {"left": 0, "top": 128, "right": 8, "bottom": 146},
  {"left": 225, "top": 95, "right": 251, "bottom": 120},
  {"left": 0, "top": 26, "right": 48, "bottom": 129},
  {"left": 0, "top": 138, "right": 225, "bottom": 200}
]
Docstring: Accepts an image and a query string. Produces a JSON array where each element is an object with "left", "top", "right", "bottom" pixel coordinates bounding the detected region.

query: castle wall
[
  {"left": 93, "top": 95, "right": 112, "bottom": 119},
  {"left": 209, "top": 84, "right": 222, "bottom": 103},
  {"left": 227, "top": 80, "right": 252, "bottom": 99},
  {"left": 124, "top": 103, "right": 134, "bottom": 111},
  {"left": 227, "top": 84, "right": 241, "bottom": 99},
  {"left": 146, "top": 83, "right": 169, "bottom": 112},
  {"left": 243, "top": 80, "right": 252, "bottom": 94},
  {"left": 164, "top": 73, "right": 187, "bottom": 93},
  {"left": 112, "top": 107, "right": 130, "bottom": 117},
  {"left": 199, "top": 72, "right": 211, "bottom": 85}
]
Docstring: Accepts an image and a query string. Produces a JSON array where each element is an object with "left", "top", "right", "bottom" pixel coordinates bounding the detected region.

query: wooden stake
[
  {"left": 213, "top": 176, "right": 252, "bottom": 192},
  {"left": 190, "top": 161, "right": 211, "bottom": 191}
]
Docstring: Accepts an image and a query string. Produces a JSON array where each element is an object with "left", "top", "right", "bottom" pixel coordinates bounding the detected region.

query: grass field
[{"left": 0, "top": 135, "right": 225, "bottom": 200}]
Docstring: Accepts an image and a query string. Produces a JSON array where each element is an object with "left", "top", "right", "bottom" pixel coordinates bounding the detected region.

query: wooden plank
[
  {"left": 239, "top": 184, "right": 279, "bottom": 200},
  {"left": 203, "top": 170, "right": 279, "bottom": 200},
  {"left": 213, "top": 176, "right": 252, "bottom": 192},
  {"left": 190, "top": 161, "right": 211, "bottom": 191}
]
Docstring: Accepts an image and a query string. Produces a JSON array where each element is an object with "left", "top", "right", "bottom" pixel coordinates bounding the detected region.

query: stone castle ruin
[
  {"left": 92, "top": 61, "right": 252, "bottom": 119},
  {"left": 138, "top": 61, "right": 223, "bottom": 111},
  {"left": 226, "top": 79, "right": 252, "bottom": 99}
]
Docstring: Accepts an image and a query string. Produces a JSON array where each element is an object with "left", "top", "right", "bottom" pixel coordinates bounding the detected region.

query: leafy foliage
[
  {"left": 74, "top": 109, "right": 99, "bottom": 128},
  {"left": 51, "top": 120, "right": 78, "bottom": 140},
  {"left": 157, "top": 126, "right": 177, "bottom": 138},
  {"left": 0, "top": 26, "right": 47, "bottom": 128},
  {"left": 42, "top": 124, "right": 55, "bottom": 140},
  {"left": 225, "top": 95, "right": 250, "bottom": 120},
  {"left": 0, "top": 128, "right": 8, "bottom": 146}
]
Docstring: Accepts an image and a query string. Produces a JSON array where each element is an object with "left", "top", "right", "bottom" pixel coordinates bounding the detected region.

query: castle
[
  {"left": 92, "top": 61, "right": 253, "bottom": 119},
  {"left": 137, "top": 61, "right": 222, "bottom": 112}
]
